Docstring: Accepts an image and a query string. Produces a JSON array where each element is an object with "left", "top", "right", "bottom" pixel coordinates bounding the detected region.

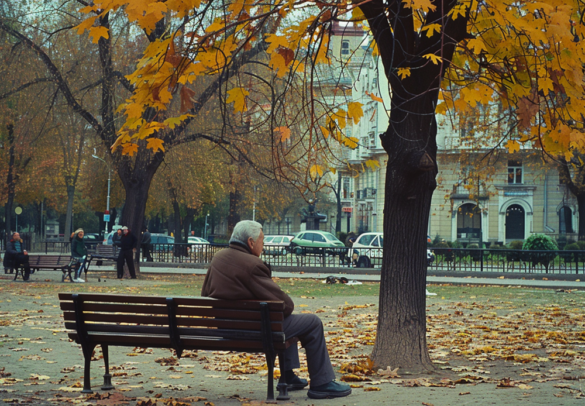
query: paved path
[{"left": 135, "top": 265, "right": 585, "bottom": 290}]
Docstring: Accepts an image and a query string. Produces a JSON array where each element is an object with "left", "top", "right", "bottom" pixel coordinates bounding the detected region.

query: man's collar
[{"left": 230, "top": 241, "right": 252, "bottom": 254}]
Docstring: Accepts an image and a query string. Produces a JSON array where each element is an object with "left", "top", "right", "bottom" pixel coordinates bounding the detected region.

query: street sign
[
  {"left": 342, "top": 207, "right": 352, "bottom": 213},
  {"left": 104, "top": 214, "right": 110, "bottom": 222}
]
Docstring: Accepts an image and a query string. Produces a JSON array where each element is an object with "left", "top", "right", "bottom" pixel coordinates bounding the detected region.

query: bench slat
[
  {"left": 60, "top": 302, "right": 284, "bottom": 321},
  {"left": 59, "top": 293, "right": 285, "bottom": 311},
  {"left": 67, "top": 332, "right": 288, "bottom": 352}
]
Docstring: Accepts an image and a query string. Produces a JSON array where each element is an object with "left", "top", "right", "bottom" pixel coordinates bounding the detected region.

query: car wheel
[
  {"left": 294, "top": 246, "right": 303, "bottom": 255},
  {"left": 357, "top": 256, "right": 371, "bottom": 268}
]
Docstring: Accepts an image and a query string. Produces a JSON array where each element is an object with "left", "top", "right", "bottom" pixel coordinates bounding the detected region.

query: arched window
[
  {"left": 457, "top": 203, "right": 481, "bottom": 239},
  {"left": 559, "top": 206, "right": 573, "bottom": 234}
]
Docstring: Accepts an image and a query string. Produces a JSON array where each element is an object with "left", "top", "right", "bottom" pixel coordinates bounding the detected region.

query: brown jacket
[{"left": 201, "top": 243, "right": 295, "bottom": 317}]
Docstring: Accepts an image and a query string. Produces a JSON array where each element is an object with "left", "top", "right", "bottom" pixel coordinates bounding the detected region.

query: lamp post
[
  {"left": 204, "top": 212, "right": 210, "bottom": 240},
  {"left": 92, "top": 154, "right": 111, "bottom": 237},
  {"left": 252, "top": 186, "right": 258, "bottom": 221}
]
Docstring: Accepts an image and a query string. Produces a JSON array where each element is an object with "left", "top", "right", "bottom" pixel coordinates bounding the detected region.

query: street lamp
[
  {"left": 204, "top": 212, "right": 210, "bottom": 240},
  {"left": 92, "top": 154, "right": 111, "bottom": 237}
]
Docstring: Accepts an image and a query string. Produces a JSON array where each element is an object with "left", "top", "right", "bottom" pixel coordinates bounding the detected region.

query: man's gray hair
[{"left": 230, "top": 220, "right": 263, "bottom": 245}]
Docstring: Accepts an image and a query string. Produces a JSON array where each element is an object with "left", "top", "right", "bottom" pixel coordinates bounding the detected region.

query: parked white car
[
  {"left": 263, "top": 235, "right": 294, "bottom": 255},
  {"left": 348, "top": 232, "right": 383, "bottom": 267},
  {"left": 349, "top": 232, "right": 434, "bottom": 268}
]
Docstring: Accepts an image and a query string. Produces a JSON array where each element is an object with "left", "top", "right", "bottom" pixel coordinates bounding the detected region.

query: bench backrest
[
  {"left": 28, "top": 255, "right": 71, "bottom": 267},
  {"left": 58, "top": 293, "right": 287, "bottom": 353},
  {"left": 95, "top": 245, "right": 117, "bottom": 256}
]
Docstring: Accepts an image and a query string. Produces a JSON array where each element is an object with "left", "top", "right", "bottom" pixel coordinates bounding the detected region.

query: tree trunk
[
  {"left": 119, "top": 153, "right": 162, "bottom": 272},
  {"left": 63, "top": 185, "right": 75, "bottom": 242},
  {"left": 371, "top": 107, "right": 437, "bottom": 373},
  {"left": 578, "top": 193, "right": 585, "bottom": 241},
  {"left": 4, "top": 124, "right": 15, "bottom": 242}
]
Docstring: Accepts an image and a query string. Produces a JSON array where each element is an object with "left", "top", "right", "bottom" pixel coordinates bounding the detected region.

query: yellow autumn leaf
[
  {"left": 423, "top": 53, "right": 442, "bottom": 65},
  {"left": 505, "top": 140, "right": 520, "bottom": 153},
  {"left": 421, "top": 23, "right": 441, "bottom": 37},
  {"left": 397, "top": 67, "right": 411, "bottom": 79},
  {"left": 401, "top": 0, "right": 436, "bottom": 12},
  {"left": 121, "top": 143, "right": 139, "bottom": 156},
  {"left": 343, "top": 137, "right": 359, "bottom": 149},
  {"left": 320, "top": 125, "right": 330, "bottom": 138},
  {"left": 274, "top": 126, "right": 291, "bottom": 142},
  {"left": 329, "top": 167, "right": 336, "bottom": 175},
  {"left": 88, "top": 26, "right": 109, "bottom": 43},
  {"left": 269, "top": 53, "right": 288, "bottom": 77},
  {"left": 226, "top": 88, "right": 249, "bottom": 112},
  {"left": 265, "top": 34, "right": 290, "bottom": 53},
  {"left": 347, "top": 102, "right": 363, "bottom": 124},
  {"left": 147, "top": 137, "right": 165, "bottom": 153},
  {"left": 538, "top": 77, "right": 554, "bottom": 95},
  {"left": 351, "top": 7, "right": 366, "bottom": 21},
  {"left": 365, "top": 159, "right": 380, "bottom": 171},
  {"left": 75, "top": 16, "right": 97, "bottom": 35},
  {"left": 366, "top": 91, "right": 384, "bottom": 102},
  {"left": 309, "top": 165, "right": 324, "bottom": 179}
]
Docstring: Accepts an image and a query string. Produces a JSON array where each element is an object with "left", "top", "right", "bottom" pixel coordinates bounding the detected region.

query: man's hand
[{"left": 23, "top": 250, "right": 28, "bottom": 255}]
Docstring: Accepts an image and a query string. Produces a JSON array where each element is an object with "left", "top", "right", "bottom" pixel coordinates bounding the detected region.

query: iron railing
[{"left": 16, "top": 243, "right": 585, "bottom": 275}]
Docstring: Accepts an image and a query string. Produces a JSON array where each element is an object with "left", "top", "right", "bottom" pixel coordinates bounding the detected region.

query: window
[
  {"left": 508, "top": 160, "right": 522, "bottom": 184},
  {"left": 313, "top": 234, "right": 326, "bottom": 243},
  {"left": 559, "top": 206, "right": 574, "bottom": 234},
  {"left": 341, "top": 40, "right": 350, "bottom": 55}
]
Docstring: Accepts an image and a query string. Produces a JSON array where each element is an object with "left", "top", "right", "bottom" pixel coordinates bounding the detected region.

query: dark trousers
[
  {"left": 117, "top": 249, "right": 136, "bottom": 278},
  {"left": 14, "top": 254, "right": 31, "bottom": 280},
  {"left": 282, "top": 314, "right": 335, "bottom": 387},
  {"left": 141, "top": 244, "right": 152, "bottom": 261}
]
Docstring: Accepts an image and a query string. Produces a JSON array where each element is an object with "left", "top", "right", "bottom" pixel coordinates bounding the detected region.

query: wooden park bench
[
  {"left": 59, "top": 293, "right": 298, "bottom": 402},
  {"left": 85, "top": 244, "right": 118, "bottom": 272},
  {"left": 7, "top": 254, "right": 75, "bottom": 282}
]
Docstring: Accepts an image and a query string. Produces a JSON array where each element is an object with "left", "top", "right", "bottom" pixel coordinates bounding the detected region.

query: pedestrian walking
[
  {"left": 141, "top": 228, "right": 153, "bottom": 262},
  {"left": 117, "top": 226, "right": 137, "bottom": 279},
  {"left": 70, "top": 228, "right": 88, "bottom": 283}
]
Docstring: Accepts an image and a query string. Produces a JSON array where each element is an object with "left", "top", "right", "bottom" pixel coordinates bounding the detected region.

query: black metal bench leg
[
  {"left": 81, "top": 344, "right": 96, "bottom": 393},
  {"left": 265, "top": 352, "right": 276, "bottom": 404},
  {"left": 101, "top": 345, "right": 114, "bottom": 390},
  {"left": 13, "top": 266, "right": 21, "bottom": 281},
  {"left": 276, "top": 352, "right": 290, "bottom": 401}
]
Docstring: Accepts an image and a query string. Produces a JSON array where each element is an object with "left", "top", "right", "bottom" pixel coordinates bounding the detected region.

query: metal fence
[
  {"left": 430, "top": 248, "right": 585, "bottom": 274},
  {"left": 20, "top": 242, "right": 585, "bottom": 275}
]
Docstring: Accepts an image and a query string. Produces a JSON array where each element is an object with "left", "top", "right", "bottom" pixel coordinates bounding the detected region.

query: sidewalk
[{"left": 137, "top": 264, "right": 585, "bottom": 290}]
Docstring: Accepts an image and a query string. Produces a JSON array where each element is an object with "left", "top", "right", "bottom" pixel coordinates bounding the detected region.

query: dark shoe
[
  {"left": 286, "top": 374, "right": 308, "bottom": 390},
  {"left": 307, "top": 381, "right": 351, "bottom": 399},
  {"left": 131, "top": 277, "right": 136, "bottom": 279}
]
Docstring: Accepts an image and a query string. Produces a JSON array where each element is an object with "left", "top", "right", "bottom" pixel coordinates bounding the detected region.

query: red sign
[{"left": 342, "top": 207, "right": 353, "bottom": 213}]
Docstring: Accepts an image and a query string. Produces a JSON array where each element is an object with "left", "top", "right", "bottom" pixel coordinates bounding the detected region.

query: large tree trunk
[
  {"left": 63, "top": 185, "right": 75, "bottom": 242},
  {"left": 119, "top": 152, "right": 162, "bottom": 272},
  {"left": 4, "top": 124, "right": 15, "bottom": 242},
  {"left": 577, "top": 193, "right": 585, "bottom": 241},
  {"left": 371, "top": 102, "right": 438, "bottom": 373}
]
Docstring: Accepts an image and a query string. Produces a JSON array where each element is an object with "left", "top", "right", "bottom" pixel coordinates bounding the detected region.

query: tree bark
[
  {"left": 372, "top": 109, "right": 437, "bottom": 372},
  {"left": 63, "top": 184, "right": 75, "bottom": 242},
  {"left": 577, "top": 193, "right": 585, "bottom": 241},
  {"left": 118, "top": 150, "right": 163, "bottom": 272},
  {"left": 4, "top": 124, "right": 15, "bottom": 242}
]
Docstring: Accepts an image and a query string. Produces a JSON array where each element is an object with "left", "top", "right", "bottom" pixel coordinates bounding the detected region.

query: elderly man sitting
[{"left": 201, "top": 220, "right": 351, "bottom": 399}]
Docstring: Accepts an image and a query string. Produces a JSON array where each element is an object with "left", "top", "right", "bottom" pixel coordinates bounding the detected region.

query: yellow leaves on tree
[
  {"left": 505, "top": 140, "right": 520, "bottom": 154},
  {"left": 309, "top": 164, "right": 324, "bottom": 180},
  {"left": 275, "top": 127, "right": 291, "bottom": 142},
  {"left": 147, "top": 138, "right": 165, "bottom": 153},
  {"left": 226, "top": 88, "right": 249, "bottom": 113}
]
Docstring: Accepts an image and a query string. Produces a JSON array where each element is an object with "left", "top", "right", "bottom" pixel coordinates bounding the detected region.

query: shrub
[
  {"left": 466, "top": 243, "right": 481, "bottom": 260},
  {"left": 522, "top": 234, "right": 558, "bottom": 270},
  {"left": 507, "top": 240, "right": 524, "bottom": 250},
  {"left": 506, "top": 240, "right": 524, "bottom": 261},
  {"left": 563, "top": 242, "right": 585, "bottom": 262},
  {"left": 576, "top": 241, "right": 585, "bottom": 250},
  {"left": 433, "top": 241, "right": 453, "bottom": 261},
  {"left": 522, "top": 234, "right": 559, "bottom": 251}
]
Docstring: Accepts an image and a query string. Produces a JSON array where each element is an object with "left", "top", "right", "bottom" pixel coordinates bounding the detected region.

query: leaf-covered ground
[{"left": 1, "top": 272, "right": 585, "bottom": 405}]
